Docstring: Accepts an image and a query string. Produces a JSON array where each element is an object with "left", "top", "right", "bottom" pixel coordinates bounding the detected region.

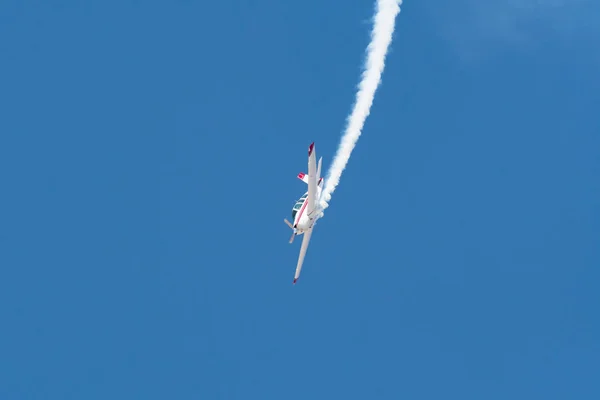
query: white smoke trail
[{"left": 320, "top": 0, "right": 401, "bottom": 210}]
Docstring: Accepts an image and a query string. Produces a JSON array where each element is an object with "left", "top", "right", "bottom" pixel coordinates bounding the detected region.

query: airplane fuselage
[
  {"left": 292, "top": 186, "right": 322, "bottom": 234},
  {"left": 285, "top": 141, "right": 323, "bottom": 284}
]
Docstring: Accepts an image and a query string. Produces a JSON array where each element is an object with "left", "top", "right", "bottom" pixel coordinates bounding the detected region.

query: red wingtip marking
[
  {"left": 293, "top": 278, "right": 298, "bottom": 284},
  {"left": 298, "top": 172, "right": 305, "bottom": 179},
  {"left": 308, "top": 142, "right": 314, "bottom": 155}
]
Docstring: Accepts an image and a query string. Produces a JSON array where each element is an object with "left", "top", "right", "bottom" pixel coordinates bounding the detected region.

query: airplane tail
[{"left": 298, "top": 164, "right": 324, "bottom": 187}]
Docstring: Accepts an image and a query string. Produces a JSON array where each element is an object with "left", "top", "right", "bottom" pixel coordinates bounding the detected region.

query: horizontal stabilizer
[
  {"left": 297, "top": 172, "right": 308, "bottom": 184},
  {"left": 298, "top": 172, "right": 323, "bottom": 187}
]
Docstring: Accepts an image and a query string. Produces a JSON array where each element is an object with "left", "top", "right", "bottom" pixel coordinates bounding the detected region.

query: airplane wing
[
  {"left": 306, "top": 142, "right": 318, "bottom": 214},
  {"left": 293, "top": 227, "right": 313, "bottom": 284}
]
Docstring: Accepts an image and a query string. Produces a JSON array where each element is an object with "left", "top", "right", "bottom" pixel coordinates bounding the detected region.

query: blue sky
[{"left": 1, "top": 0, "right": 599, "bottom": 398}]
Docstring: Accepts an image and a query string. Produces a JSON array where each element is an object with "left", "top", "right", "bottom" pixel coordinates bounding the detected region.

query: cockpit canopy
[{"left": 291, "top": 192, "right": 309, "bottom": 220}]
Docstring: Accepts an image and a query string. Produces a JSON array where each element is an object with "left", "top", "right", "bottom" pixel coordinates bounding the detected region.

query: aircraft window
[{"left": 292, "top": 196, "right": 306, "bottom": 219}]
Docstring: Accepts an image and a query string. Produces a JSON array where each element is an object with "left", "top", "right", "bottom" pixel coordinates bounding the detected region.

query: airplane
[{"left": 284, "top": 142, "right": 324, "bottom": 284}]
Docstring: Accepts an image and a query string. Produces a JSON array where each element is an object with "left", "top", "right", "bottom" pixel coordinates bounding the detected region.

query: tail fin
[{"left": 316, "top": 157, "right": 322, "bottom": 183}]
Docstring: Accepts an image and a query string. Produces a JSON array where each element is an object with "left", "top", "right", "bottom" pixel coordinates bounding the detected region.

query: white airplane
[{"left": 284, "top": 142, "right": 324, "bottom": 284}]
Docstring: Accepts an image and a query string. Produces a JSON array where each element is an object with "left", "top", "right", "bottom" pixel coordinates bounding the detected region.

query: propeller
[{"left": 284, "top": 219, "right": 296, "bottom": 244}]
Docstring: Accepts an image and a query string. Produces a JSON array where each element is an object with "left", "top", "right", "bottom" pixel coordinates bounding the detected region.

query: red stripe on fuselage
[{"left": 294, "top": 196, "right": 309, "bottom": 227}]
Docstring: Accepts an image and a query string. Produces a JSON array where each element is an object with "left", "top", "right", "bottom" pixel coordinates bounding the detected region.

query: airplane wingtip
[
  {"left": 293, "top": 278, "right": 298, "bottom": 284},
  {"left": 308, "top": 142, "right": 314, "bottom": 155}
]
